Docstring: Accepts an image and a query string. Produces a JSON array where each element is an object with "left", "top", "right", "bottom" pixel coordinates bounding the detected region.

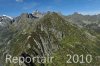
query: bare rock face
[{"left": 32, "top": 10, "right": 44, "bottom": 18}]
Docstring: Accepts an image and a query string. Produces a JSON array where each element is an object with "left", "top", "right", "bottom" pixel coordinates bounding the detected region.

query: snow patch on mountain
[{"left": 2, "top": 15, "right": 13, "bottom": 20}]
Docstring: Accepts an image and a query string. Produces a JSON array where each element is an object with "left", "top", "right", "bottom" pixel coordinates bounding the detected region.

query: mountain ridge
[{"left": 0, "top": 11, "right": 100, "bottom": 66}]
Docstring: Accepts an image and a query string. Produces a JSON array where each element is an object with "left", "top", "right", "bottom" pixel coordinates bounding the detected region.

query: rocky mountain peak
[
  {"left": 32, "top": 10, "right": 44, "bottom": 18},
  {"left": 2, "top": 15, "right": 13, "bottom": 20},
  {"left": 0, "top": 15, "right": 13, "bottom": 27}
]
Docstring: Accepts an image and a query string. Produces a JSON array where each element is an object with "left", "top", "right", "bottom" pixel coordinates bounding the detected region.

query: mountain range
[{"left": 0, "top": 11, "right": 100, "bottom": 66}]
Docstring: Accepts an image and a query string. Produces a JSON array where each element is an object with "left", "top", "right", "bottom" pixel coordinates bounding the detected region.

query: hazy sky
[{"left": 0, "top": 0, "right": 100, "bottom": 16}]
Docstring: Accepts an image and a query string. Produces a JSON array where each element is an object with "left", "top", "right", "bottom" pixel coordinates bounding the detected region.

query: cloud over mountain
[{"left": 16, "top": 0, "right": 24, "bottom": 2}]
